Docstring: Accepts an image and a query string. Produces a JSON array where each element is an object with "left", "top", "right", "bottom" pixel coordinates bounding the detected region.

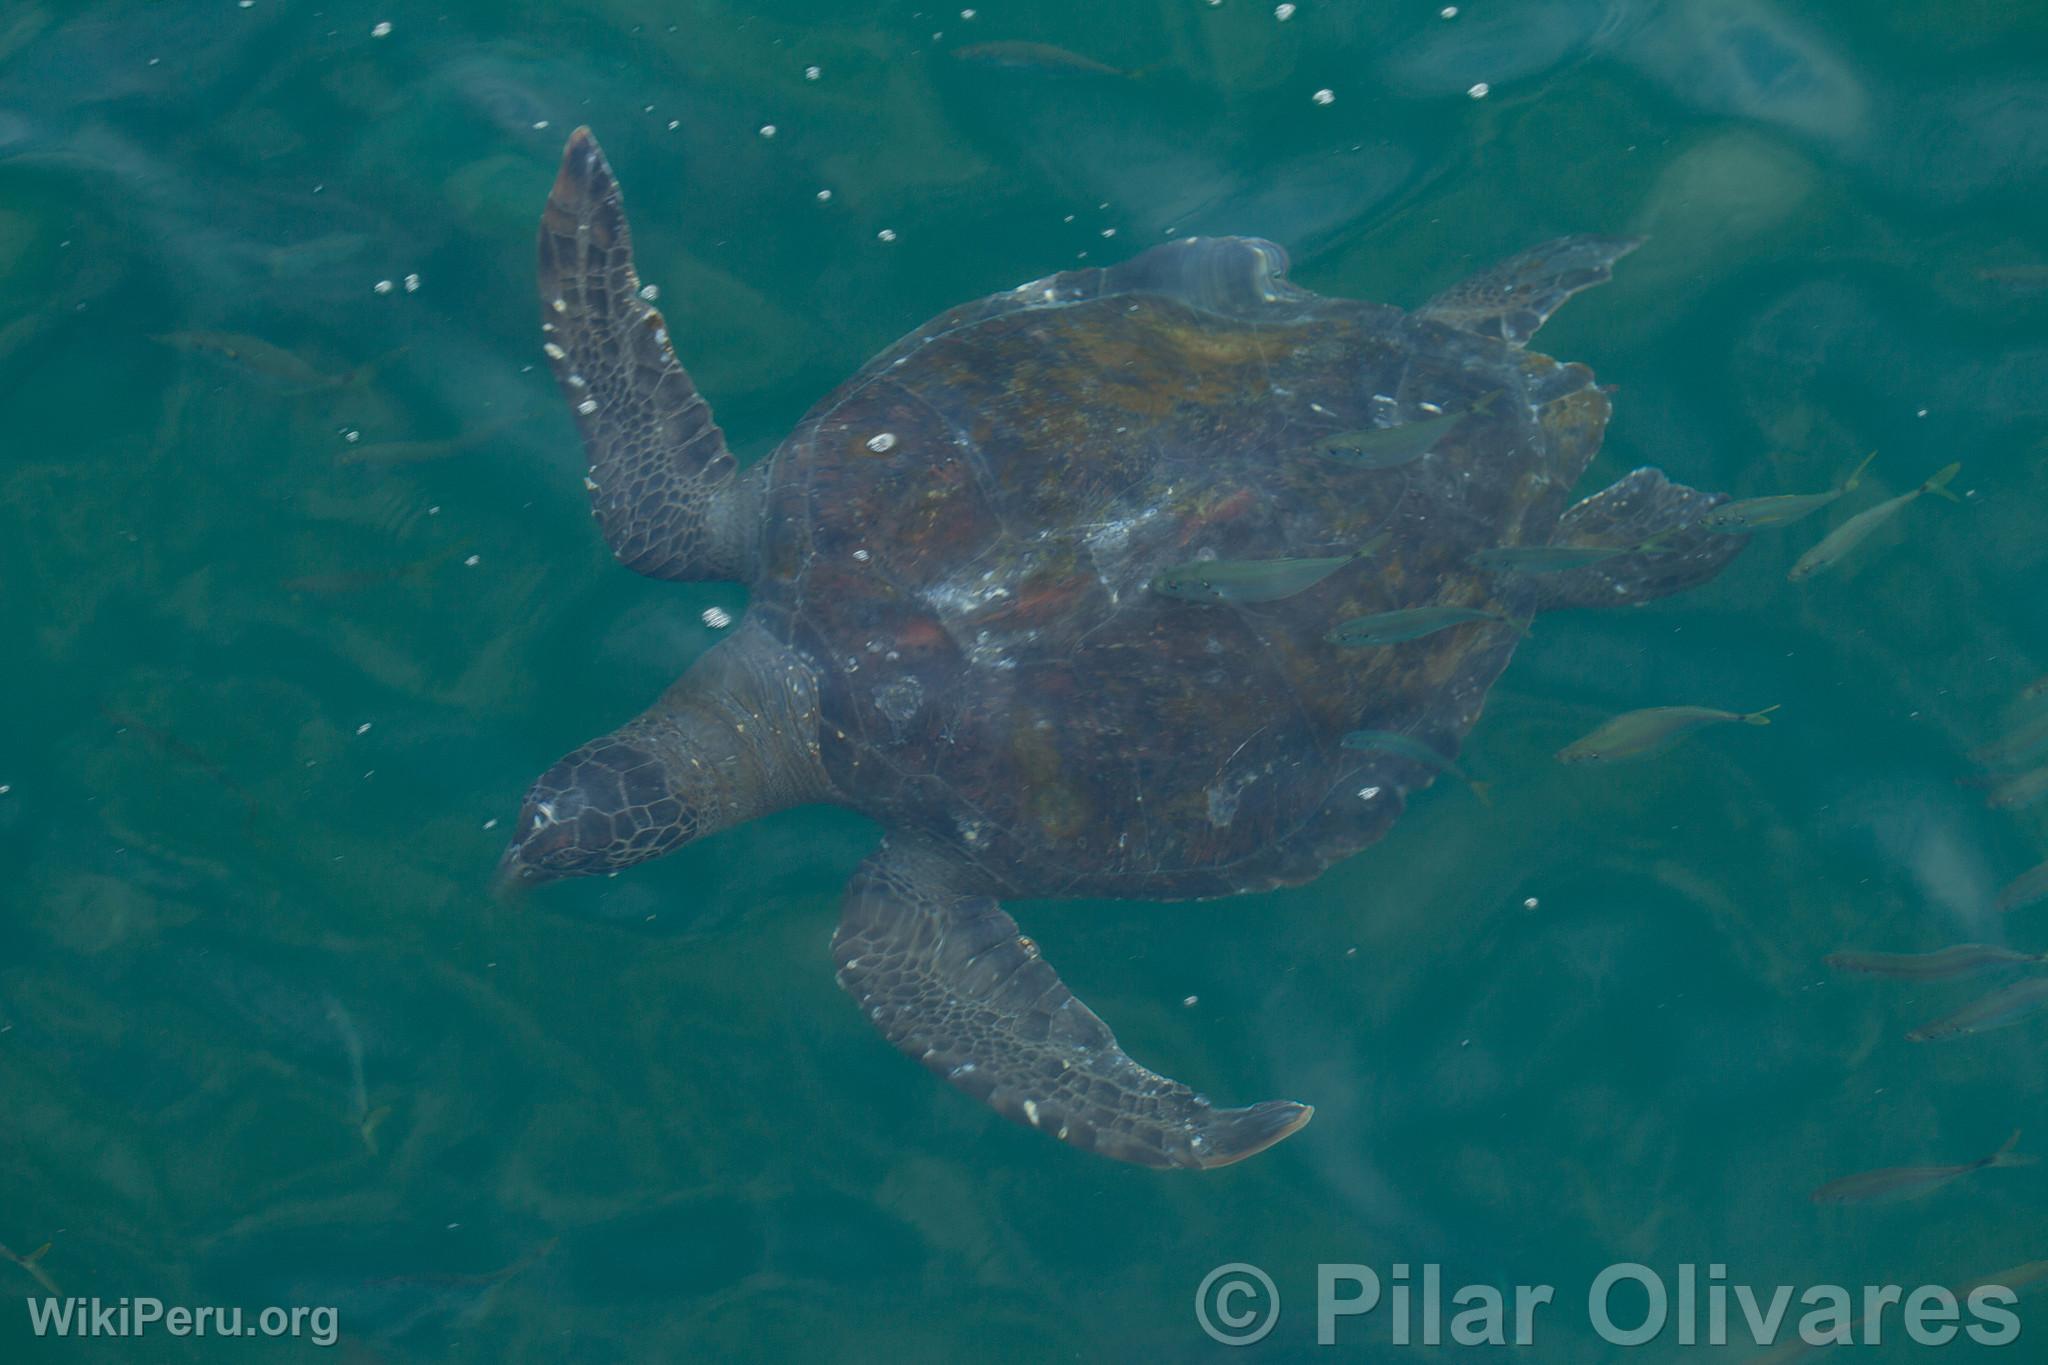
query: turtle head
[
  {"left": 496, "top": 631, "right": 833, "bottom": 893},
  {"left": 496, "top": 733, "right": 696, "bottom": 890}
]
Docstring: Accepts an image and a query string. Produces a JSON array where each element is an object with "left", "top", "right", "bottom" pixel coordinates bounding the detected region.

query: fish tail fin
[
  {"left": 1126, "top": 60, "right": 1170, "bottom": 80},
  {"left": 1841, "top": 449, "right": 1878, "bottom": 492},
  {"left": 1921, "top": 462, "right": 1963, "bottom": 502},
  {"left": 1468, "top": 779, "right": 1495, "bottom": 808},
  {"left": 1353, "top": 531, "right": 1393, "bottom": 559},
  {"left": 23, "top": 1243, "right": 51, "bottom": 1266},
  {"left": 1742, "top": 704, "right": 1782, "bottom": 726},
  {"left": 1991, "top": 1130, "right": 2036, "bottom": 1168}
]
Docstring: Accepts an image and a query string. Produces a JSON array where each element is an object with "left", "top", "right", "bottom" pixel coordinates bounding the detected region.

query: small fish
[
  {"left": 337, "top": 413, "right": 527, "bottom": 467},
  {"left": 1909, "top": 978, "right": 2048, "bottom": 1042},
  {"left": 1151, "top": 536, "right": 1386, "bottom": 604},
  {"left": 282, "top": 544, "right": 465, "bottom": 595},
  {"left": 1787, "top": 461, "right": 1961, "bottom": 582},
  {"left": 1341, "top": 729, "right": 1491, "bottom": 804},
  {"left": 1982, "top": 763, "right": 2048, "bottom": 811},
  {"left": 1325, "top": 604, "right": 1512, "bottom": 647},
  {"left": 1952, "top": 1259, "right": 2048, "bottom": 1301},
  {"left": 949, "top": 41, "right": 1129, "bottom": 76},
  {"left": 366, "top": 1237, "right": 561, "bottom": 1292},
  {"left": 1998, "top": 860, "right": 2048, "bottom": 914},
  {"left": 0, "top": 1241, "right": 59, "bottom": 1296},
  {"left": 1810, "top": 1131, "right": 2034, "bottom": 1205},
  {"left": 1970, "top": 710, "right": 2048, "bottom": 767},
  {"left": 359, "top": 1104, "right": 393, "bottom": 1156},
  {"left": 1976, "top": 265, "right": 2048, "bottom": 287},
  {"left": 1555, "top": 704, "right": 1778, "bottom": 764},
  {"left": 264, "top": 231, "right": 370, "bottom": 279},
  {"left": 1471, "top": 543, "right": 1636, "bottom": 573},
  {"left": 155, "top": 330, "right": 352, "bottom": 389},
  {"left": 1826, "top": 944, "right": 2046, "bottom": 981},
  {"left": 327, "top": 995, "right": 388, "bottom": 1154},
  {"left": 1700, "top": 451, "right": 1876, "bottom": 532},
  {"left": 1314, "top": 398, "right": 1492, "bottom": 469}
]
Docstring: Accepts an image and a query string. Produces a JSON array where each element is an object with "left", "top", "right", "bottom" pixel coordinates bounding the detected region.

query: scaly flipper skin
[
  {"left": 832, "top": 835, "right": 1314, "bottom": 1169},
  {"left": 1514, "top": 468, "right": 1747, "bottom": 611},
  {"left": 538, "top": 128, "right": 761, "bottom": 580},
  {"left": 1418, "top": 235, "right": 1643, "bottom": 346}
]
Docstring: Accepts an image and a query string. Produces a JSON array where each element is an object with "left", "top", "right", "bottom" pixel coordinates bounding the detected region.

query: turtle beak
[
  {"left": 492, "top": 825, "right": 571, "bottom": 899},
  {"left": 492, "top": 841, "right": 537, "bottom": 900}
]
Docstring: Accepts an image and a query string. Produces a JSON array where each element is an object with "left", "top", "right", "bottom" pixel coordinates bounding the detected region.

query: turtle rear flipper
[
  {"left": 1515, "top": 467, "right": 1747, "bottom": 611},
  {"left": 539, "top": 128, "right": 762, "bottom": 581},
  {"left": 1418, "top": 235, "right": 1642, "bottom": 346},
  {"left": 833, "top": 836, "right": 1313, "bottom": 1170}
]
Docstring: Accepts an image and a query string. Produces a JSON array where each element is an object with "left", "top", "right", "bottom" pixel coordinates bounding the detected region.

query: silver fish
[
  {"left": 1314, "top": 408, "right": 1469, "bottom": 469},
  {"left": 1150, "top": 536, "right": 1385, "bottom": 604},
  {"left": 1826, "top": 944, "right": 2046, "bottom": 981},
  {"left": 1983, "top": 764, "right": 2048, "bottom": 811},
  {"left": 1700, "top": 451, "right": 1875, "bottom": 532},
  {"left": 1970, "top": 710, "right": 2048, "bottom": 767},
  {"left": 1998, "top": 860, "right": 2048, "bottom": 914},
  {"left": 1556, "top": 705, "right": 1778, "bottom": 763},
  {"left": 1472, "top": 543, "right": 1640, "bottom": 572},
  {"left": 1325, "top": 605, "right": 1510, "bottom": 647},
  {"left": 1341, "top": 729, "right": 1491, "bottom": 803},
  {"left": 1909, "top": 978, "right": 2048, "bottom": 1042},
  {"left": 1788, "top": 462, "right": 1961, "bottom": 582},
  {"left": 1810, "top": 1131, "right": 2033, "bottom": 1205}
]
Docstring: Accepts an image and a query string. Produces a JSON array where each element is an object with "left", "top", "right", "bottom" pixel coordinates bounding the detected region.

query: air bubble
[
  {"left": 1274, "top": 3, "right": 1295, "bottom": 18},
  {"left": 1312, "top": 88, "right": 1335, "bottom": 106},
  {"left": 702, "top": 606, "right": 734, "bottom": 629},
  {"left": 816, "top": 189, "right": 833, "bottom": 202},
  {"left": 1467, "top": 82, "right": 1490, "bottom": 99},
  {"left": 866, "top": 432, "right": 897, "bottom": 452},
  {"left": 759, "top": 124, "right": 777, "bottom": 138},
  {"left": 638, "top": 283, "right": 659, "bottom": 301},
  {"left": 804, "top": 65, "right": 822, "bottom": 80},
  {"left": 373, "top": 279, "right": 394, "bottom": 295},
  {"left": 371, "top": 20, "right": 392, "bottom": 36},
  {"left": 403, "top": 273, "right": 420, "bottom": 292},
  {"left": 876, "top": 228, "right": 897, "bottom": 242}
]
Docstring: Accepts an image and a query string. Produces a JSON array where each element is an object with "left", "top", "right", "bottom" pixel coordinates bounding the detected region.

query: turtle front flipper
[
  {"left": 1418, "top": 235, "right": 1642, "bottom": 346},
  {"left": 538, "top": 128, "right": 762, "bottom": 581},
  {"left": 1511, "top": 467, "right": 1746, "bottom": 611},
  {"left": 833, "top": 836, "right": 1313, "bottom": 1170}
]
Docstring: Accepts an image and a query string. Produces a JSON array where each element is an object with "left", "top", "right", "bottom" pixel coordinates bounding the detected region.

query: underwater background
[{"left": 3, "top": 0, "right": 2047, "bottom": 1358}]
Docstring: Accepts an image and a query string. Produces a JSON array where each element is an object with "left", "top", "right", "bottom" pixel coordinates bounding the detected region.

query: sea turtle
[{"left": 500, "top": 129, "right": 1745, "bottom": 1169}]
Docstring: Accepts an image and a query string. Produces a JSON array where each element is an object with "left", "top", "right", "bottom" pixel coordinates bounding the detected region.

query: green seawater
[{"left": 4, "top": 1, "right": 2048, "bottom": 1359}]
